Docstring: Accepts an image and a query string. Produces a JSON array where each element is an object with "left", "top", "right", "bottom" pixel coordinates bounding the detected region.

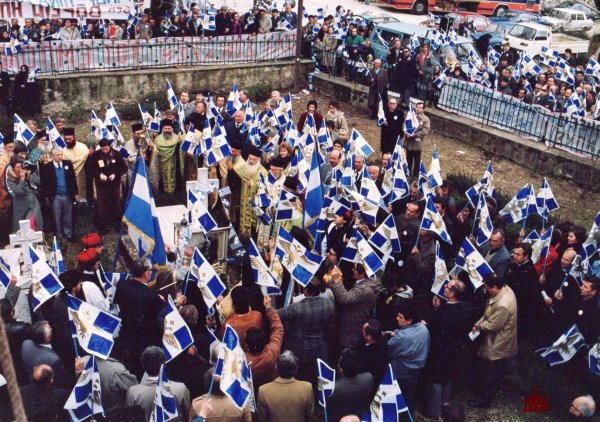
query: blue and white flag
[
  {"left": 342, "top": 229, "right": 384, "bottom": 279},
  {"left": 215, "top": 325, "right": 252, "bottom": 410},
  {"left": 275, "top": 226, "right": 323, "bottom": 287},
  {"left": 277, "top": 17, "right": 294, "bottom": 31},
  {"left": 536, "top": 177, "right": 559, "bottom": 221},
  {"left": 487, "top": 46, "right": 501, "bottom": 67},
  {"left": 499, "top": 184, "right": 533, "bottom": 224},
  {"left": 586, "top": 57, "right": 600, "bottom": 79},
  {"left": 536, "top": 324, "right": 586, "bottom": 366},
  {"left": 13, "top": 114, "right": 35, "bottom": 146},
  {"left": 531, "top": 226, "right": 553, "bottom": 264},
  {"left": 99, "top": 271, "right": 128, "bottom": 311},
  {"left": 351, "top": 129, "right": 374, "bottom": 159},
  {"left": 206, "top": 93, "right": 224, "bottom": 126},
  {"left": 0, "top": 255, "right": 11, "bottom": 289},
  {"left": 0, "top": 131, "right": 4, "bottom": 149},
  {"left": 104, "top": 101, "right": 121, "bottom": 127},
  {"left": 187, "top": 247, "right": 226, "bottom": 309},
  {"left": 275, "top": 189, "right": 301, "bottom": 222},
  {"left": 226, "top": 83, "right": 242, "bottom": 117},
  {"left": 46, "top": 118, "right": 66, "bottom": 148},
  {"left": 522, "top": 230, "right": 540, "bottom": 244},
  {"left": 369, "top": 214, "right": 401, "bottom": 260},
  {"left": 64, "top": 355, "right": 104, "bottom": 422},
  {"left": 345, "top": 188, "right": 380, "bottom": 227},
  {"left": 420, "top": 196, "right": 452, "bottom": 244},
  {"left": 4, "top": 33, "right": 22, "bottom": 55},
  {"left": 122, "top": 156, "right": 167, "bottom": 266},
  {"left": 206, "top": 123, "right": 232, "bottom": 166},
  {"left": 166, "top": 79, "right": 178, "bottom": 110},
  {"left": 91, "top": 109, "right": 113, "bottom": 141},
  {"left": 404, "top": 103, "right": 419, "bottom": 136},
  {"left": 50, "top": 236, "right": 65, "bottom": 276},
  {"left": 539, "top": 46, "right": 559, "bottom": 68},
  {"left": 519, "top": 54, "right": 541, "bottom": 78},
  {"left": 377, "top": 95, "right": 387, "bottom": 127},
  {"left": 427, "top": 145, "right": 442, "bottom": 188},
  {"left": 248, "top": 239, "right": 281, "bottom": 295},
  {"left": 187, "top": 189, "right": 217, "bottom": 234},
  {"left": 304, "top": 142, "right": 323, "bottom": 239},
  {"left": 250, "top": 199, "right": 272, "bottom": 226},
  {"left": 162, "top": 295, "right": 194, "bottom": 362},
  {"left": 453, "top": 238, "right": 493, "bottom": 289},
  {"left": 30, "top": 245, "right": 64, "bottom": 311},
  {"left": 150, "top": 105, "right": 162, "bottom": 133},
  {"left": 274, "top": 94, "right": 293, "bottom": 127},
  {"left": 418, "top": 161, "right": 433, "bottom": 200},
  {"left": 362, "top": 364, "right": 409, "bottom": 421},
  {"left": 566, "top": 91, "right": 585, "bottom": 116},
  {"left": 433, "top": 67, "right": 450, "bottom": 89},
  {"left": 475, "top": 192, "right": 493, "bottom": 246},
  {"left": 465, "top": 161, "right": 495, "bottom": 206},
  {"left": 556, "top": 59, "right": 575, "bottom": 86},
  {"left": 317, "top": 359, "right": 335, "bottom": 408},
  {"left": 431, "top": 241, "right": 449, "bottom": 298},
  {"left": 150, "top": 365, "right": 179, "bottom": 421},
  {"left": 181, "top": 123, "right": 201, "bottom": 155},
  {"left": 588, "top": 342, "right": 600, "bottom": 375},
  {"left": 126, "top": 5, "right": 141, "bottom": 35},
  {"left": 201, "top": 14, "right": 216, "bottom": 31},
  {"left": 67, "top": 294, "right": 121, "bottom": 359},
  {"left": 583, "top": 212, "right": 600, "bottom": 258}
]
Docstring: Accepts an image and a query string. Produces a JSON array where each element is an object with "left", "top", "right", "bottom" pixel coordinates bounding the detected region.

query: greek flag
[
  {"left": 206, "top": 123, "right": 231, "bottom": 166},
  {"left": 404, "top": 103, "right": 419, "bottom": 136},
  {"left": 206, "top": 94, "right": 223, "bottom": 126},
  {"left": 214, "top": 325, "right": 253, "bottom": 410},
  {"left": 304, "top": 143, "right": 323, "bottom": 238},
  {"left": 250, "top": 199, "right": 272, "bottom": 226},
  {"left": 377, "top": 95, "right": 387, "bottom": 127},
  {"left": 4, "top": 33, "right": 22, "bottom": 55},
  {"left": 487, "top": 46, "right": 501, "bottom": 67},
  {"left": 150, "top": 105, "right": 162, "bottom": 133},
  {"left": 539, "top": 46, "right": 559, "bottom": 68},
  {"left": 427, "top": 12, "right": 441, "bottom": 25},
  {"left": 127, "top": 5, "right": 141, "bottom": 35},
  {"left": 248, "top": 239, "right": 281, "bottom": 295},
  {"left": 431, "top": 241, "right": 449, "bottom": 298},
  {"left": 418, "top": 161, "right": 433, "bottom": 199},
  {"left": 499, "top": 184, "right": 534, "bottom": 224},
  {"left": 187, "top": 247, "right": 226, "bottom": 309},
  {"left": 277, "top": 17, "right": 294, "bottom": 31},
  {"left": 342, "top": 229, "right": 384, "bottom": 279},
  {"left": 166, "top": 79, "right": 178, "bottom": 110},
  {"left": 51, "top": 236, "right": 65, "bottom": 276},
  {"left": 583, "top": 212, "right": 600, "bottom": 258},
  {"left": 316, "top": 119, "right": 332, "bottom": 154},
  {"left": 122, "top": 155, "right": 167, "bottom": 266},
  {"left": 420, "top": 195, "right": 452, "bottom": 244},
  {"left": 275, "top": 226, "right": 323, "bottom": 287},
  {"left": 275, "top": 189, "right": 300, "bottom": 222},
  {"left": 0, "top": 256, "right": 11, "bottom": 289},
  {"left": 409, "top": 32, "right": 420, "bottom": 55},
  {"left": 91, "top": 110, "right": 113, "bottom": 141},
  {"left": 98, "top": 271, "right": 128, "bottom": 311},
  {"left": 566, "top": 92, "right": 585, "bottom": 116},
  {"left": 369, "top": 214, "right": 401, "bottom": 259},
  {"left": 317, "top": 359, "right": 335, "bottom": 408},
  {"left": 519, "top": 54, "right": 541, "bottom": 79},
  {"left": 433, "top": 67, "right": 450, "bottom": 89},
  {"left": 362, "top": 364, "right": 409, "bottom": 421},
  {"left": 150, "top": 365, "right": 179, "bottom": 421},
  {"left": 67, "top": 294, "right": 121, "bottom": 359},
  {"left": 475, "top": 192, "right": 493, "bottom": 246},
  {"left": 360, "top": 175, "right": 382, "bottom": 210},
  {"left": 30, "top": 245, "right": 64, "bottom": 311},
  {"left": 453, "top": 238, "right": 493, "bottom": 289},
  {"left": 589, "top": 342, "right": 600, "bottom": 375},
  {"left": 162, "top": 295, "right": 194, "bottom": 362},
  {"left": 181, "top": 123, "right": 200, "bottom": 155},
  {"left": 351, "top": 129, "right": 374, "bottom": 158},
  {"left": 536, "top": 177, "right": 559, "bottom": 221},
  {"left": 586, "top": 57, "right": 600, "bottom": 79},
  {"left": 465, "top": 161, "right": 495, "bottom": 206},
  {"left": 26, "top": 66, "right": 40, "bottom": 83},
  {"left": 345, "top": 188, "right": 380, "bottom": 227},
  {"left": 536, "top": 324, "right": 586, "bottom": 366},
  {"left": 46, "top": 118, "right": 66, "bottom": 148},
  {"left": 188, "top": 189, "right": 217, "bottom": 234},
  {"left": 104, "top": 101, "right": 121, "bottom": 127},
  {"left": 556, "top": 59, "right": 575, "bottom": 86},
  {"left": 64, "top": 355, "right": 104, "bottom": 422},
  {"left": 226, "top": 83, "right": 242, "bottom": 117},
  {"left": 427, "top": 145, "right": 442, "bottom": 188},
  {"left": 522, "top": 229, "right": 540, "bottom": 244},
  {"left": 13, "top": 113, "right": 35, "bottom": 146},
  {"left": 274, "top": 94, "right": 293, "bottom": 127},
  {"left": 201, "top": 14, "right": 216, "bottom": 31},
  {"left": 445, "top": 27, "right": 458, "bottom": 48},
  {"left": 531, "top": 226, "right": 553, "bottom": 264},
  {"left": 390, "top": 157, "right": 410, "bottom": 202}
]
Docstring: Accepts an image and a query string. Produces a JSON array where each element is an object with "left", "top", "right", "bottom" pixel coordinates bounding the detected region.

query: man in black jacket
[
  {"left": 41, "top": 147, "right": 78, "bottom": 241},
  {"left": 505, "top": 242, "right": 538, "bottom": 334},
  {"left": 0, "top": 62, "right": 10, "bottom": 117},
  {"left": 380, "top": 97, "right": 404, "bottom": 154}
]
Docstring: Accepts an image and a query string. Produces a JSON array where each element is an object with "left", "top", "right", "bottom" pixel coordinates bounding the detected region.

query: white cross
[{"left": 9, "top": 220, "right": 44, "bottom": 275}]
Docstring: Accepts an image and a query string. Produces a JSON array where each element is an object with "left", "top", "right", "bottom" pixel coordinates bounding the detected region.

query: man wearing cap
[
  {"left": 89, "top": 139, "right": 128, "bottom": 231},
  {"left": 154, "top": 120, "right": 181, "bottom": 197},
  {"left": 235, "top": 146, "right": 266, "bottom": 238},
  {"left": 40, "top": 147, "right": 78, "bottom": 242},
  {"left": 125, "top": 123, "right": 158, "bottom": 191},
  {"left": 216, "top": 6, "right": 231, "bottom": 35},
  {"left": 62, "top": 127, "right": 90, "bottom": 202}
]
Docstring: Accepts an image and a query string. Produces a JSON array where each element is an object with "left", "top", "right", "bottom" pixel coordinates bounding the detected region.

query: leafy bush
[
  {"left": 141, "top": 91, "right": 169, "bottom": 111},
  {"left": 64, "top": 100, "right": 87, "bottom": 122},
  {"left": 118, "top": 102, "right": 142, "bottom": 121},
  {"left": 245, "top": 84, "right": 273, "bottom": 103}
]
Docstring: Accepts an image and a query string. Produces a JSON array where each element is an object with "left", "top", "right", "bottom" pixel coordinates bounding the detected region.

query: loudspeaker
[{"left": 440, "top": 16, "right": 455, "bottom": 33}]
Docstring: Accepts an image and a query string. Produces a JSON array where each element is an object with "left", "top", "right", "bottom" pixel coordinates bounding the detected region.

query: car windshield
[
  {"left": 508, "top": 25, "right": 537, "bottom": 40},
  {"left": 549, "top": 10, "right": 568, "bottom": 19},
  {"left": 484, "top": 23, "right": 508, "bottom": 36}
]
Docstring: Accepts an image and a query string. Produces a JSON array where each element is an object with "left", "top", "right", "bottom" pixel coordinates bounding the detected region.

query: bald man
[{"left": 20, "top": 364, "right": 70, "bottom": 421}]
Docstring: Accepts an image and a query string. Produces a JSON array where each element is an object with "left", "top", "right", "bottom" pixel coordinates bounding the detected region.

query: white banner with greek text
[{"left": 0, "top": 0, "right": 134, "bottom": 21}]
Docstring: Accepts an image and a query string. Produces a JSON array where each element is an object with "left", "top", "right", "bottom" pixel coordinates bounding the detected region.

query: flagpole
[
  {"left": 206, "top": 374, "right": 216, "bottom": 399},
  {"left": 73, "top": 338, "right": 79, "bottom": 358}
]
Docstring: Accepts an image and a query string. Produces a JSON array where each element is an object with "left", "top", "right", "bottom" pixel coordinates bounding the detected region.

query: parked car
[
  {"left": 490, "top": 11, "right": 552, "bottom": 26},
  {"left": 446, "top": 11, "right": 492, "bottom": 32},
  {"left": 542, "top": 8, "right": 594, "bottom": 32},
  {"left": 542, "top": 0, "right": 600, "bottom": 20},
  {"left": 354, "top": 11, "right": 401, "bottom": 28},
  {"left": 472, "top": 21, "right": 516, "bottom": 49},
  {"left": 504, "top": 22, "right": 590, "bottom": 56}
]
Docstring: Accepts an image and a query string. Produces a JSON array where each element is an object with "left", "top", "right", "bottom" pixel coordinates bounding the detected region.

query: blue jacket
[{"left": 388, "top": 322, "right": 430, "bottom": 374}]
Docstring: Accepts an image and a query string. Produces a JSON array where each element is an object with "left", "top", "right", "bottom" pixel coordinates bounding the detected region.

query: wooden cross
[{"left": 9, "top": 220, "right": 44, "bottom": 275}]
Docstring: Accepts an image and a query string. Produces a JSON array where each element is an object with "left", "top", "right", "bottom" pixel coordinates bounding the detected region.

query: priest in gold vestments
[{"left": 234, "top": 146, "right": 266, "bottom": 239}]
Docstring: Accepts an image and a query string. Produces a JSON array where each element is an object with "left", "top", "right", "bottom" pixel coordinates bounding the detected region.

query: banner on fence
[
  {"left": 0, "top": 33, "right": 297, "bottom": 74},
  {"left": 0, "top": 0, "right": 134, "bottom": 21},
  {"left": 438, "top": 78, "right": 600, "bottom": 159}
]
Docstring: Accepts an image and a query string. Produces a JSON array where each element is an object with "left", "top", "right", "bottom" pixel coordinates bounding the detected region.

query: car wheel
[
  {"left": 493, "top": 5, "right": 508, "bottom": 16},
  {"left": 412, "top": 0, "right": 428, "bottom": 15}
]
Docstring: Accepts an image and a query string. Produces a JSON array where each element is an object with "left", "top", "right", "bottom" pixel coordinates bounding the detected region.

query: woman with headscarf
[{"left": 6, "top": 155, "right": 43, "bottom": 232}]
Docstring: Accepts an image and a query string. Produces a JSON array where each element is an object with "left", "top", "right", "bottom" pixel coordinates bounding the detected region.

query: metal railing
[
  {"left": 0, "top": 32, "right": 297, "bottom": 76},
  {"left": 310, "top": 46, "right": 373, "bottom": 85},
  {"left": 438, "top": 78, "right": 600, "bottom": 160}
]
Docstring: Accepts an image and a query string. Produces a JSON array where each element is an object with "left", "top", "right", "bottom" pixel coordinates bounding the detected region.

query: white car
[{"left": 543, "top": 8, "right": 593, "bottom": 32}]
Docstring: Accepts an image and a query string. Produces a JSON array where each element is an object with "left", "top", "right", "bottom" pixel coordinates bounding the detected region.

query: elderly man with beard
[
  {"left": 235, "top": 146, "right": 266, "bottom": 239},
  {"left": 154, "top": 120, "right": 181, "bottom": 197},
  {"left": 29, "top": 131, "right": 53, "bottom": 168},
  {"left": 89, "top": 139, "right": 128, "bottom": 232},
  {"left": 125, "top": 123, "right": 158, "bottom": 191},
  {"left": 62, "top": 128, "right": 90, "bottom": 202}
]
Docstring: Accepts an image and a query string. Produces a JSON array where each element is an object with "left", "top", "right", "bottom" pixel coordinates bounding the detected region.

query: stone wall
[
  {"left": 313, "top": 74, "right": 600, "bottom": 192},
  {"left": 39, "top": 60, "right": 314, "bottom": 107}
]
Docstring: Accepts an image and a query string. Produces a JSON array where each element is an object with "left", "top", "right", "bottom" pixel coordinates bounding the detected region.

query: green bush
[
  {"left": 119, "top": 102, "right": 142, "bottom": 121},
  {"left": 64, "top": 100, "right": 87, "bottom": 122},
  {"left": 245, "top": 84, "right": 273, "bottom": 103},
  {"left": 141, "top": 91, "right": 169, "bottom": 111}
]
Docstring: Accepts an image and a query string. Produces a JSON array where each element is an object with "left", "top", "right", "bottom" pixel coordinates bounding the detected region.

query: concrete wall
[
  {"left": 39, "top": 60, "right": 314, "bottom": 107},
  {"left": 313, "top": 74, "right": 600, "bottom": 192}
]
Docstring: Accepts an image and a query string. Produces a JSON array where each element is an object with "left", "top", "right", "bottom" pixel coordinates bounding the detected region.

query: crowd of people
[{"left": 0, "top": 74, "right": 599, "bottom": 421}]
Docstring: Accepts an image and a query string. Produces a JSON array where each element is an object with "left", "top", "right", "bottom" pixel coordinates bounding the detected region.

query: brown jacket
[
  {"left": 246, "top": 308, "right": 284, "bottom": 388},
  {"left": 475, "top": 285, "right": 518, "bottom": 361},
  {"left": 257, "top": 377, "right": 316, "bottom": 422}
]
